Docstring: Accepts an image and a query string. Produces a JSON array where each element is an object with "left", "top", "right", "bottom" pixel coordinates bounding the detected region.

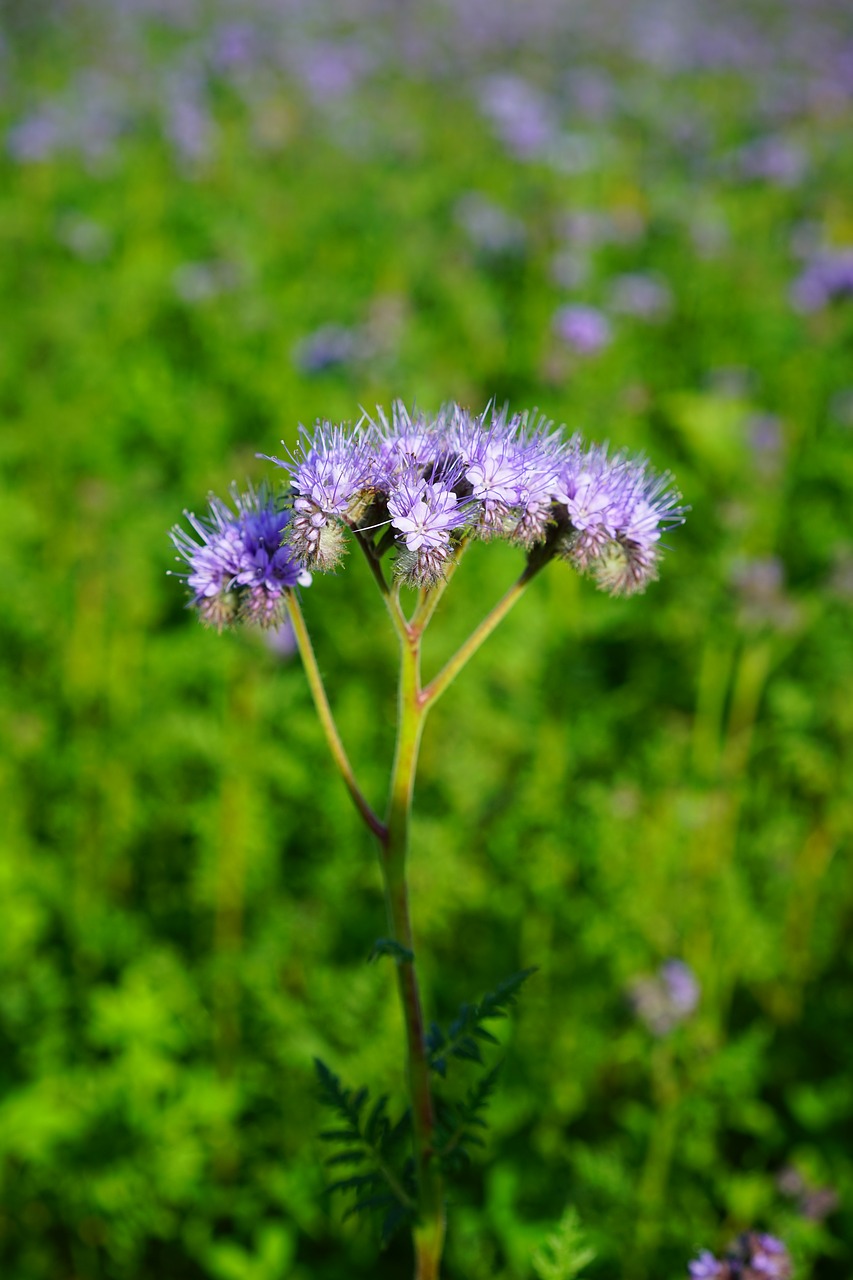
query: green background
[{"left": 1, "top": 3, "right": 852, "bottom": 1277}]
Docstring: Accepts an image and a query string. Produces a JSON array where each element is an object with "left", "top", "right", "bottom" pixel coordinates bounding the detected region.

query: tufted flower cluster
[
  {"left": 688, "top": 1233, "right": 793, "bottom": 1280},
  {"left": 170, "top": 484, "right": 311, "bottom": 630},
  {"left": 266, "top": 401, "right": 686, "bottom": 594}
]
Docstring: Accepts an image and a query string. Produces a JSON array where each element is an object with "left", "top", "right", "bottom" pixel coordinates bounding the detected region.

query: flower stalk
[{"left": 170, "top": 400, "right": 687, "bottom": 1280}]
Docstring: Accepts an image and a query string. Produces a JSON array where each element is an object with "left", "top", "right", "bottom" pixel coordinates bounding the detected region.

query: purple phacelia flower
[
  {"left": 688, "top": 1232, "right": 792, "bottom": 1280},
  {"left": 455, "top": 192, "right": 527, "bottom": 258},
  {"left": 608, "top": 272, "right": 674, "bottom": 321},
  {"left": 292, "top": 323, "right": 366, "bottom": 375},
  {"left": 476, "top": 73, "right": 559, "bottom": 160},
  {"left": 555, "top": 442, "right": 625, "bottom": 565},
  {"left": 450, "top": 405, "right": 526, "bottom": 538},
  {"left": 553, "top": 303, "right": 613, "bottom": 354},
  {"left": 630, "top": 959, "right": 700, "bottom": 1035},
  {"left": 387, "top": 463, "right": 472, "bottom": 585},
  {"left": 689, "top": 1250, "right": 727, "bottom": 1279},
  {"left": 266, "top": 423, "right": 375, "bottom": 571},
  {"left": 791, "top": 248, "right": 853, "bottom": 312},
  {"left": 553, "top": 441, "right": 685, "bottom": 594},
  {"left": 366, "top": 402, "right": 444, "bottom": 487},
  {"left": 170, "top": 485, "right": 310, "bottom": 630},
  {"left": 747, "top": 1235, "right": 792, "bottom": 1279}
]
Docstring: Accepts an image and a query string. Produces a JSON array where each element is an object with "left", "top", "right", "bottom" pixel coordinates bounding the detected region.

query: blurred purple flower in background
[
  {"left": 729, "top": 557, "right": 800, "bottom": 632},
  {"left": 734, "top": 134, "right": 808, "bottom": 187},
  {"left": 209, "top": 21, "right": 263, "bottom": 74},
  {"left": 689, "top": 1250, "right": 726, "bottom": 1279},
  {"left": 291, "top": 38, "right": 373, "bottom": 102},
  {"left": 455, "top": 192, "right": 527, "bottom": 258},
  {"left": 7, "top": 109, "right": 64, "bottom": 162},
  {"left": 553, "top": 303, "right": 613, "bottom": 354},
  {"left": 608, "top": 272, "right": 674, "bottom": 321},
  {"left": 172, "top": 259, "right": 241, "bottom": 305},
  {"left": 791, "top": 247, "right": 853, "bottom": 311},
  {"left": 292, "top": 324, "right": 370, "bottom": 375},
  {"left": 687, "top": 1233, "right": 793, "bottom": 1280},
  {"left": 630, "top": 959, "right": 700, "bottom": 1035},
  {"left": 777, "top": 1166, "right": 839, "bottom": 1223},
  {"left": 477, "top": 73, "right": 560, "bottom": 159},
  {"left": 264, "top": 618, "right": 298, "bottom": 660},
  {"left": 166, "top": 74, "right": 214, "bottom": 163}
]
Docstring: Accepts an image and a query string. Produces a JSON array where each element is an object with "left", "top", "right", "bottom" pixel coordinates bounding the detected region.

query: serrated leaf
[
  {"left": 325, "top": 1150, "right": 368, "bottom": 1168},
  {"left": 451, "top": 1043, "right": 483, "bottom": 1064},
  {"left": 428, "top": 969, "right": 537, "bottom": 1074},
  {"left": 343, "top": 1193, "right": 395, "bottom": 1222},
  {"left": 365, "top": 1094, "right": 389, "bottom": 1144},
  {"left": 327, "top": 1173, "right": 380, "bottom": 1197},
  {"left": 474, "top": 1027, "right": 500, "bottom": 1044},
  {"left": 380, "top": 1200, "right": 413, "bottom": 1247}
]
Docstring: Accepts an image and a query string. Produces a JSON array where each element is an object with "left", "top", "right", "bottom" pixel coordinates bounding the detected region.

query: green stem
[
  {"left": 421, "top": 563, "right": 539, "bottom": 709},
  {"left": 409, "top": 534, "right": 472, "bottom": 634},
  {"left": 378, "top": 622, "right": 445, "bottom": 1279},
  {"left": 285, "top": 592, "right": 386, "bottom": 841}
]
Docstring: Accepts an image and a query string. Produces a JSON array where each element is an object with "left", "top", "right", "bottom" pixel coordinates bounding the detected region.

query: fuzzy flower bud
[{"left": 264, "top": 423, "right": 375, "bottom": 571}]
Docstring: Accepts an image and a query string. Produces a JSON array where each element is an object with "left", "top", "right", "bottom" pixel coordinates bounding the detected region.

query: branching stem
[
  {"left": 284, "top": 592, "right": 386, "bottom": 840},
  {"left": 422, "top": 562, "right": 541, "bottom": 708}
]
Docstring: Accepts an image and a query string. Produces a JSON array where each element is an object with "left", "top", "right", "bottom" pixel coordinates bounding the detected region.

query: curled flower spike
[
  {"left": 265, "top": 423, "right": 375, "bottom": 571},
  {"left": 170, "top": 484, "right": 311, "bottom": 630}
]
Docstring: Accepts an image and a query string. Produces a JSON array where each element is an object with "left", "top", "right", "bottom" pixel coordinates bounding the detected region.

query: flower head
[
  {"left": 170, "top": 485, "right": 310, "bottom": 629},
  {"left": 265, "top": 422, "right": 375, "bottom": 570},
  {"left": 252, "top": 401, "right": 685, "bottom": 594}
]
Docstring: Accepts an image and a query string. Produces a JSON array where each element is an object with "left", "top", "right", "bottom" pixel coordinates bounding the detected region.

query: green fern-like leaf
[
  {"left": 531, "top": 1207, "right": 596, "bottom": 1280},
  {"left": 435, "top": 1062, "right": 504, "bottom": 1175},
  {"left": 313, "top": 1059, "right": 416, "bottom": 1236},
  {"left": 428, "top": 968, "right": 537, "bottom": 1074}
]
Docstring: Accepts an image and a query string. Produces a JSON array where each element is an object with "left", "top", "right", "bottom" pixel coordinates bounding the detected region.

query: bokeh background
[{"left": 2, "top": 1, "right": 852, "bottom": 1277}]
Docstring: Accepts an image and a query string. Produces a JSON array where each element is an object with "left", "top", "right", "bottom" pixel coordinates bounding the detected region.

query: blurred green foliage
[{"left": 1, "top": 4, "right": 852, "bottom": 1278}]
